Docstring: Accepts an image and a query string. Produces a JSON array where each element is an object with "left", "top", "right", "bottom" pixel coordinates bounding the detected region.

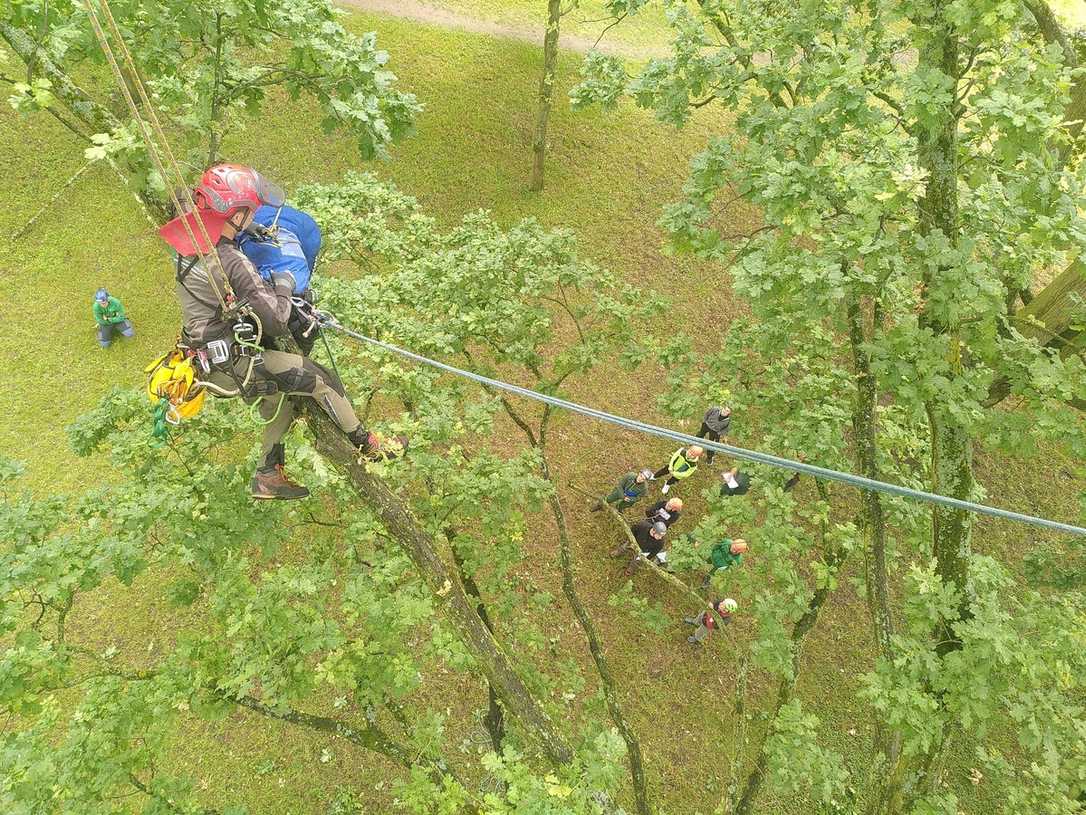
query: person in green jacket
[
  {"left": 702, "top": 538, "right": 748, "bottom": 589},
  {"left": 592, "top": 469, "right": 654, "bottom": 512},
  {"left": 93, "top": 288, "right": 135, "bottom": 348}
]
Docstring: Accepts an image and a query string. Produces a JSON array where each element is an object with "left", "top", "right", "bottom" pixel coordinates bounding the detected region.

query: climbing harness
[{"left": 145, "top": 347, "right": 207, "bottom": 436}]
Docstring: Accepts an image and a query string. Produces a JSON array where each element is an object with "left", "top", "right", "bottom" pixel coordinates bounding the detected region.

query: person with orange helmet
[{"left": 160, "top": 164, "right": 405, "bottom": 500}]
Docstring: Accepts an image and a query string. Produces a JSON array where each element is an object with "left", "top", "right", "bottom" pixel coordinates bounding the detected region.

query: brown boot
[
  {"left": 609, "top": 544, "right": 628, "bottom": 558},
  {"left": 250, "top": 466, "right": 310, "bottom": 500}
]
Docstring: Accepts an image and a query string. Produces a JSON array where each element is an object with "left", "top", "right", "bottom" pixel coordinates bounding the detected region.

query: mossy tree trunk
[
  {"left": 304, "top": 405, "right": 574, "bottom": 767},
  {"left": 529, "top": 0, "right": 562, "bottom": 192}
]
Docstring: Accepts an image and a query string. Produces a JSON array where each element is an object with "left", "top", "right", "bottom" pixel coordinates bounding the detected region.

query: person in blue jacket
[{"left": 238, "top": 204, "right": 323, "bottom": 352}]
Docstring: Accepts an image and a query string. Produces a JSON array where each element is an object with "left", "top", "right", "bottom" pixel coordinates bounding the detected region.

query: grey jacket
[
  {"left": 703, "top": 406, "right": 732, "bottom": 434},
  {"left": 176, "top": 241, "right": 293, "bottom": 345}
]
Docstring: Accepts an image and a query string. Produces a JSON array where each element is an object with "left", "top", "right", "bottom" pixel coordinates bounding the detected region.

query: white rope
[{"left": 321, "top": 318, "right": 1086, "bottom": 538}]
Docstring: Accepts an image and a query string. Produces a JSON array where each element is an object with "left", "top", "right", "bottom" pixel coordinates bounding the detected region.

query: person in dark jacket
[
  {"left": 610, "top": 520, "right": 668, "bottom": 575},
  {"left": 592, "top": 469, "right": 654, "bottom": 512},
  {"left": 644, "top": 497, "right": 683, "bottom": 529},
  {"left": 695, "top": 405, "right": 731, "bottom": 464},
  {"left": 720, "top": 467, "right": 751, "bottom": 497},
  {"left": 160, "top": 164, "right": 405, "bottom": 500}
]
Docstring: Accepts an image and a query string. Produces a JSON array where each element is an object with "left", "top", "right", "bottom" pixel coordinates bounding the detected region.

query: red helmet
[{"left": 159, "top": 164, "right": 285, "bottom": 256}]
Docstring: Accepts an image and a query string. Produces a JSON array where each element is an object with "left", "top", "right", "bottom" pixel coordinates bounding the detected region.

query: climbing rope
[
  {"left": 81, "top": 0, "right": 235, "bottom": 313},
  {"left": 318, "top": 316, "right": 1086, "bottom": 538}
]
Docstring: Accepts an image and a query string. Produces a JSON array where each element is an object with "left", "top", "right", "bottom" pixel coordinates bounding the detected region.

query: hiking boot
[
  {"left": 251, "top": 466, "right": 310, "bottom": 500},
  {"left": 348, "top": 428, "right": 409, "bottom": 461},
  {"left": 609, "top": 544, "right": 628, "bottom": 558}
]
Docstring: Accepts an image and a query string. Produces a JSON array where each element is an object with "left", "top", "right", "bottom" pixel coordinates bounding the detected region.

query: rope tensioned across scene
[
  {"left": 79, "top": 0, "right": 1085, "bottom": 539},
  {"left": 319, "top": 318, "right": 1086, "bottom": 538}
]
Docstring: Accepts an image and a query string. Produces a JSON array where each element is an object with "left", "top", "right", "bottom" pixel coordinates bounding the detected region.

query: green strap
[
  {"left": 151, "top": 398, "right": 170, "bottom": 440},
  {"left": 250, "top": 393, "right": 287, "bottom": 425}
]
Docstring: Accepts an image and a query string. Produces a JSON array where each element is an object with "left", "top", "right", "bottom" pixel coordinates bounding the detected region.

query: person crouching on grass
[{"left": 684, "top": 597, "right": 738, "bottom": 646}]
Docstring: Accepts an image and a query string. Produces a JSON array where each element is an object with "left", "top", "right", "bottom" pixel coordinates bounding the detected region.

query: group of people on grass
[{"left": 592, "top": 405, "right": 802, "bottom": 647}]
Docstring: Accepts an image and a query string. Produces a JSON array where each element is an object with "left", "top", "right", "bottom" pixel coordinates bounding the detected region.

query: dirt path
[{"left": 336, "top": 0, "right": 669, "bottom": 60}]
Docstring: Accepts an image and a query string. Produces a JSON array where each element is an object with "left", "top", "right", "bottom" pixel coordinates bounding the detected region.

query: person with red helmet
[{"left": 160, "top": 164, "right": 406, "bottom": 500}]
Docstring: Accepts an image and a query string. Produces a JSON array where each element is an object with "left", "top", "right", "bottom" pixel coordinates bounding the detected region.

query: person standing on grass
[
  {"left": 702, "top": 538, "right": 748, "bottom": 589},
  {"left": 592, "top": 469, "right": 654, "bottom": 512},
  {"left": 684, "top": 597, "right": 737, "bottom": 646},
  {"left": 720, "top": 466, "right": 751, "bottom": 497},
  {"left": 93, "top": 288, "right": 135, "bottom": 349},
  {"left": 644, "top": 497, "right": 683, "bottom": 529},
  {"left": 610, "top": 519, "right": 668, "bottom": 575},
  {"left": 653, "top": 445, "right": 704, "bottom": 494},
  {"left": 695, "top": 405, "right": 731, "bottom": 464}
]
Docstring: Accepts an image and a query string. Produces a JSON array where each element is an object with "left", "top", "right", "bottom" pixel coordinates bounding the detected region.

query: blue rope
[{"left": 322, "top": 319, "right": 1086, "bottom": 538}]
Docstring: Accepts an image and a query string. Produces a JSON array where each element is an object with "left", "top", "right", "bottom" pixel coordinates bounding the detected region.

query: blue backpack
[{"left": 238, "top": 205, "right": 321, "bottom": 295}]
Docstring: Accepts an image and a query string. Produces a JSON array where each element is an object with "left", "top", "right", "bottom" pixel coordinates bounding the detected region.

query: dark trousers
[
  {"left": 208, "top": 349, "right": 361, "bottom": 469},
  {"left": 652, "top": 465, "right": 679, "bottom": 487},
  {"left": 97, "top": 319, "right": 134, "bottom": 348},
  {"left": 695, "top": 422, "right": 720, "bottom": 464}
]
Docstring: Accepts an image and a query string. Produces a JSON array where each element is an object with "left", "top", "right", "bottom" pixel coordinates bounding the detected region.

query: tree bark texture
[
  {"left": 449, "top": 538, "right": 506, "bottom": 754},
  {"left": 540, "top": 465, "right": 653, "bottom": 815},
  {"left": 529, "top": 0, "right": 561, "bottom": 192},
  {"left": 847, "top": 297, "right": 894, "bottom": 658},
  {"left": 303, "top": 405, "right": 574, "bottom": 767},
  {"left": 734, "top": 531, "right": 849, "bottom": 815},
  {"left": 914, "top": 10, "right": 973, "bottom": 653},
  {"left": 1024, "top": 0, "right": 1086, "bottom": 166}
]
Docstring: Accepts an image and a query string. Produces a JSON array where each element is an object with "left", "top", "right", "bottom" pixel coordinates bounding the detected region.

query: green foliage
[
  {"left": 763, "top": 699, "right": 850, "bottom": 806},
  {"left": 607, "top": 579, "right": 671, "bottom": 634},
  {"left": 1, "top": 0, "right": 420, "bottom": 184},
  {"left": 573, "top": 0, "right": 1086, "bottom": 809}
]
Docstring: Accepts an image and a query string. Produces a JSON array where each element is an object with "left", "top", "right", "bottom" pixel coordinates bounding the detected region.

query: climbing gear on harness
[{"left": 145, "top": 348, "right": 207, "bottom": 434}]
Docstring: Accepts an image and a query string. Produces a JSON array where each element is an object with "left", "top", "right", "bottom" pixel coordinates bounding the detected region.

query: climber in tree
[{"left": 159, "top": 163, "right": 406, "bottom": 500}]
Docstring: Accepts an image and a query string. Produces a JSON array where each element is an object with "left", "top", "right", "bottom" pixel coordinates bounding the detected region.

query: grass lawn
[{"left": 1, "top": 5, "right": 1081, "bottom": 815}]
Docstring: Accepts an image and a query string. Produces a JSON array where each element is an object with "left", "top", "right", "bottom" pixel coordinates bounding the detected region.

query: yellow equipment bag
[{"left": 145, "top": 349, "right": 206, "bottom": 425}]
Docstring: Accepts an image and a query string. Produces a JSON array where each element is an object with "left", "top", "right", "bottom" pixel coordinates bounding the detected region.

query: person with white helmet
[
  {"left": 592, "top": 468, "right": 655, "bottom": 512},
  {"left": 684, "top": 597, "right": 737, "bottom": 645}
]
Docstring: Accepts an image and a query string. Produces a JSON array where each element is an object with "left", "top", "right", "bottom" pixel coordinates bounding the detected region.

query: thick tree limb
[
  {"left": 568, "top": 483, "right": 731, "bottom": 627},
  {"left": 232, "top": 694, "right": 417, "bottom": 767},
  {"left": 302, "top": 405, "right": 574, "bottom": 767},
  {"left": 544, "top": 475, "right": 653, "bottom": 815},
  {"left": 448, "top": 532, "right": 506, "bottom": 755}
]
